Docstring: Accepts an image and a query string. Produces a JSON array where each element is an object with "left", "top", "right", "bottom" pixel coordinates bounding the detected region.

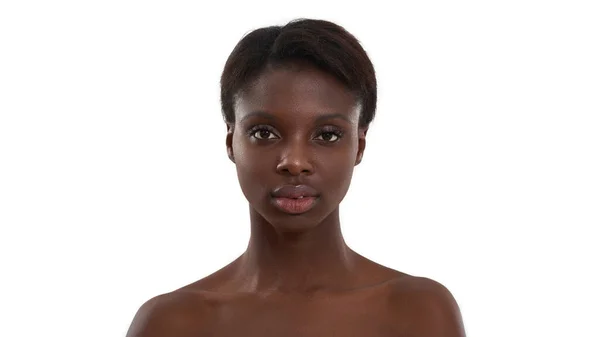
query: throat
[{"left": 234, "top": 241, "right": 358, "bottom": 294}]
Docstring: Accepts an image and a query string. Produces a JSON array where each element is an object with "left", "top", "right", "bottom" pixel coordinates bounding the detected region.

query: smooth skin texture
[{"left": 126, "top": 63, "right": 466, "bottom": 336}]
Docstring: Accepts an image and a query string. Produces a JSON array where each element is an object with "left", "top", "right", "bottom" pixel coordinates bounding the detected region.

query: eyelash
[
  {"left": 315, "top": 126, "right": 344, "bottom": 142},
  {"left": 247, "top": 125, "right": 279, "bottom": 140},
  {"left": 247, "top": 125, "right": 344, "bottom": 142}
]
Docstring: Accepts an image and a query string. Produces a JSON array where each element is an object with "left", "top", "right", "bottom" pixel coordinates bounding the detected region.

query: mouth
[
  {"left": 271, "top": 196, "right": 319, "bottom": 215},
  {"left": 270, "top": 184, "right": 320, "bottom": 214}
]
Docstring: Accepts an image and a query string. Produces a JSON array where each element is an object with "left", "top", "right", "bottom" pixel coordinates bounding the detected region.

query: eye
[
  {"left": 315, "top": 132, "right": 340, "bottom": 142},
  {"left": 314, "top": 127, "right": 343, "bottom": 143},
  {"left": 254, "top": 129, "right": 277, "bottom": 139},
  {"left": 248, "top": 126, "right": 279, "bottom": 140}
]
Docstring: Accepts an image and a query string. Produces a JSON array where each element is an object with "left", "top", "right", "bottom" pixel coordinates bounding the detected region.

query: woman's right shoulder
[{"left": 125, "top": 289, "right": 218, "bottom": 337}]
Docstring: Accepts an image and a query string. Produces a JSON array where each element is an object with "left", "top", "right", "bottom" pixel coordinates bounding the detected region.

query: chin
[
  {"left": 268, "top": 215, "right": 324, "bottom": 233},
  {"left": 251, "top": 199, "right": 334, "bottom": 233}
]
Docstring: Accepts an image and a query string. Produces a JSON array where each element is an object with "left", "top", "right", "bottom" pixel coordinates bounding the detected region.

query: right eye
[{"left": 251, "top": 127, "right": 279, "bottom": 140}]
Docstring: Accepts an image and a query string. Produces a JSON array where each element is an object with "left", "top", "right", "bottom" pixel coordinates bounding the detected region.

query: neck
[{"left": 232, "top": 206, "right": 358, "bottom": 294}]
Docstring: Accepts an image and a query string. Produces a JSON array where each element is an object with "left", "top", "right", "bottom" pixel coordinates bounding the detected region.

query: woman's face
[{"left": 227, "top": 64, "right": 367, "bottom": 232}]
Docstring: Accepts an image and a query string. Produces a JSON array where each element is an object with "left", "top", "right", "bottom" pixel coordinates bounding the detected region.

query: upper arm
[
  {"left": 125, "top": 292, "right": 211, "bottom": 337},
  {"left": 390, "top": 277, "right": 466, "bottom": 337}
]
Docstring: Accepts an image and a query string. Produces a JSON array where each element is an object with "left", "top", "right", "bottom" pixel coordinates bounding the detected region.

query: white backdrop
[{"left": 1, "top": 1, "right": 598, "bottom": 336}]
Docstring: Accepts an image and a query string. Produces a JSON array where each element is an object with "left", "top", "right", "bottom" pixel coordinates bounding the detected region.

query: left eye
[{"left": 315, "top": 132, "right": 339, "bottom": 142}]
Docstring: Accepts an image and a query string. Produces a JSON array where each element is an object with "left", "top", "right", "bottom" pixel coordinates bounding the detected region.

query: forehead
[{"left": 234, "top": 65, "right": 360, "bottom": 124}]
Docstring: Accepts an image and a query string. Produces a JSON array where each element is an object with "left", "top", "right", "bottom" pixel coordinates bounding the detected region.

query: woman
[{"left": 126, "top": 18, "right": 465, "bottom": 337}]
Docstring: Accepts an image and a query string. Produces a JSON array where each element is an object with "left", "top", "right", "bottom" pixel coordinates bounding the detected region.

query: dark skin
[{"left": 126, "top": 63, "right": 466, "bottom": 337}]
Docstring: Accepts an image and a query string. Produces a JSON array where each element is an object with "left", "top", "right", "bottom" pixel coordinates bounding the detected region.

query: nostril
[{"left": 276, "top": 158, "right": 314, "bottom": 176}]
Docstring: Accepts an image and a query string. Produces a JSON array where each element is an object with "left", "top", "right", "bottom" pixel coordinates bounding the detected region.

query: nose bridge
[{"left": 277, "top": 135, "right": 313, "bottom": 175}]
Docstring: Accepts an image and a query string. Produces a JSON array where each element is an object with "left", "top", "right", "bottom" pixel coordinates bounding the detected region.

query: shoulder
[
  {"left": 386, "top": 275, "right": 466, "bottom": 337},
  {"left": 125, "top": 290, "right": 217, "bottom": 337}
]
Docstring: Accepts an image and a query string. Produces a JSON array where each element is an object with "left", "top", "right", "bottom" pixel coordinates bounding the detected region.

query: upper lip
[{"left": 271, "top": 184, "right": 319, "bottom": 198}]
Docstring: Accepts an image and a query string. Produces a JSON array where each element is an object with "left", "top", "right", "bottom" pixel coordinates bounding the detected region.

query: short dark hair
[{"left": 220, "top": 18, "right": 377, "bottom": 127}]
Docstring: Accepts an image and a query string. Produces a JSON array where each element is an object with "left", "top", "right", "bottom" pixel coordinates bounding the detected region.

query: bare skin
[{"left": 126, "top": 63, "right": 466, "bottom": 337}]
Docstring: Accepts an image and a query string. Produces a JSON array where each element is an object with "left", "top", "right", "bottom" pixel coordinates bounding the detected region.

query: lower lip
[{"left": 272, "top": 197, "right": 318, "bottom": 214}]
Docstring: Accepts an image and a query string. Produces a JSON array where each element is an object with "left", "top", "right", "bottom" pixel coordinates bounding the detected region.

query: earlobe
[
  {"left": 226, "top": 123, "right": 235, "bottom": 163},
  {"left": 355, "top": 151, "right": 364, "bottom": 165},
  {"left": 355, "top": 127, "right": 368, "bottom": 166},
  {"left": 227, "top": 148, "right": 235, "bottom": 163}
]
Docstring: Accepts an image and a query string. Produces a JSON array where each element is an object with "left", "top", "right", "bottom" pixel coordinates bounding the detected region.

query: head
[{"left": 220, "top": 19, "right": 377, "bottom": 232}]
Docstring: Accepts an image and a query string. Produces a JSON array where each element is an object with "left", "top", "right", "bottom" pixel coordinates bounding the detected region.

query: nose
[{"left": 276, "top": 140, "right": 314, "bottom": 176}]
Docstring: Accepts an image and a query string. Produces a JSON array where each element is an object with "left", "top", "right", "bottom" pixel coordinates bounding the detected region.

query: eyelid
[
  {"left": 315, "top": 125, "right": 344, "bottom": 134},
  {"left": 247, "top": 124, "right": 280, "bottom": 139},
  {"left": 246, "top": 124, "right": 344, "bottom": 140},
  {"left": 313, "top": 125, "right": 344, "bottom": 141}
]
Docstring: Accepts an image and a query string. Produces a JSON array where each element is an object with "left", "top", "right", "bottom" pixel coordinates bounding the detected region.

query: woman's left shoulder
[
  {"left": 387, "top": 274, "right": 455, "bottom": 299},
  {"left": 385, "top": 275, "right": 466, "bottom": 336}
]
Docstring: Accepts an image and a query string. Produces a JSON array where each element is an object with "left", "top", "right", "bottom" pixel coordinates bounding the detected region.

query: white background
[{"left": 1, "top": 1, "right": 599, "bottom": 336}]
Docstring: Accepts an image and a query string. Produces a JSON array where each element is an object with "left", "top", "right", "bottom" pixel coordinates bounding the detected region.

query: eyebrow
[
  {"left": 315, "top": 113, "right": 351, "bottom": 123},
  {"left": 240, "top": 111, "right": 275, "bottom": 123},
  {"left": 240, "top": 111, "right": 351, "bottom": 123}
]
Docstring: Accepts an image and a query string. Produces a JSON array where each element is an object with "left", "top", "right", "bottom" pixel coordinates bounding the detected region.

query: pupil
[
  {"left": 259, "top": 130, "right": 270, "bottom": 138},
  {"left": 322, "top": 133, "right": 332, "bottom": 141}
]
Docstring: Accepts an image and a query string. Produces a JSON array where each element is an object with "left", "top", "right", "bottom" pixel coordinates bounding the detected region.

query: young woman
[{"left": 126, "top": 18, "right": 466, "bottom": 337}]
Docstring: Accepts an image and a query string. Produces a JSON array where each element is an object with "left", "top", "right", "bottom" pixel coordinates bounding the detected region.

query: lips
[
  {"left": 271, "top": 184, "right": 319, "bottom": 214},
  {"left": 271, "top": 184, "right": 319, "bottom": 199}
]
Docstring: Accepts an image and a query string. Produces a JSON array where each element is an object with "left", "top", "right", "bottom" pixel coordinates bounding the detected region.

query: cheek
[
  {"left": 317, "top": 148, "right": 356, "bottom": 191},
  {"left": 233, "top": 138, "right": 271, "bottom": 198},
  {"left": 235, "top": 161, "right": 263, "bottom": 203},
  {"left": 234, "top": 143, "right": 269, "bottom": 177}
]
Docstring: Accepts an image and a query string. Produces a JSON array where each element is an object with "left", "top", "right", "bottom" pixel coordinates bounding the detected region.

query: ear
[
  {"left": 226, "top": 123, "right": 235, "bottom": 163},
  {"left": 355, "top": 126, "right": 368, "bottom": 166}
]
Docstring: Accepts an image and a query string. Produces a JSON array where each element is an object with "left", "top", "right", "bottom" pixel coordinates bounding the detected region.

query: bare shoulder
[
  {"left": 387, "top": 275, "right": 466, "bottom": 337},
  {"left": 125, "top": 290, "right": 217, "bottom": 337}
]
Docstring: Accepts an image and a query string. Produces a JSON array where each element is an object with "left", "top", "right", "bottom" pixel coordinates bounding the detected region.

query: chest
[{"left": 207, "top": 293, "right": 403, "bottom": 337}]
